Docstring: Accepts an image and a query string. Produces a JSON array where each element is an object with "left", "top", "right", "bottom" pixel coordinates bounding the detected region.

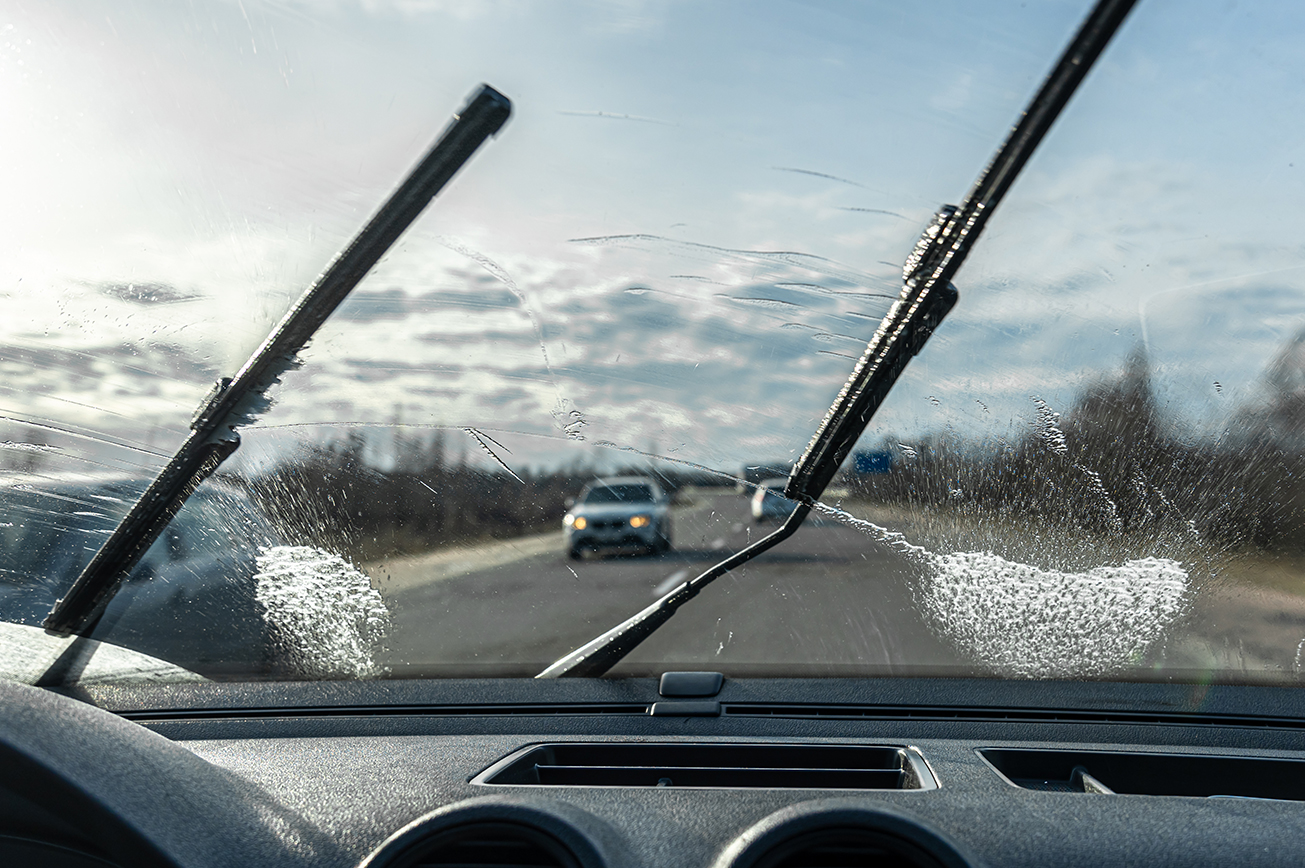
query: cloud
[{"left": 9, "top": 0, "right": 1305, "bottom": 478}]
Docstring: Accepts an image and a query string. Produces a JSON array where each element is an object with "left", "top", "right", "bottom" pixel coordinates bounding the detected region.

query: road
[
  {"left": 377, "top": 489, "right": 961, "bottom": 676},
  {"left": 375, "top": 488, "right": 1305, "bottom": 680}
]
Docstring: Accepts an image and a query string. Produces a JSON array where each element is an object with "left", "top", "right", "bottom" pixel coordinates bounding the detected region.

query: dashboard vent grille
[
  {"left": 981, "top": 748, "right": 1305, "bottom": 800},
  {"left": 749, "top": 828, "right": 947, "bottom": 868},
  {"left": 477, "top": 743, "right": 936, "bottom": 790},
  {"left": 390, "top": 821, "right": 579, "bottom": 868}
]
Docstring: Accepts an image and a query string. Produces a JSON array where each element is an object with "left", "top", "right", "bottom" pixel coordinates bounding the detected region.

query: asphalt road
[{"left": 380, "top": 490, "right": 962, "bottom": 676}]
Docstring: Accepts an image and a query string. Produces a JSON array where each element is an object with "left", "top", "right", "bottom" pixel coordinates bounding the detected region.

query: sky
[{"left": 2, "top": 0, "right": 1304, "bottom": 477}]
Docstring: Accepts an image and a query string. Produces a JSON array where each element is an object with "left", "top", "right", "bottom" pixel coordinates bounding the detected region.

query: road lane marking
[{"left": 366, "top": 531, "right": 563, "bottom": 595}]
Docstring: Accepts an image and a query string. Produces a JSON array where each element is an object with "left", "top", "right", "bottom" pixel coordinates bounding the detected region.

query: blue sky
[{"left": 2, "top": 0, "right": 1303, "bottom": 475}]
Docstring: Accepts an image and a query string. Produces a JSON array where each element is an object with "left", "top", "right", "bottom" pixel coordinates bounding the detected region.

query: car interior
[{"left": 5, "top": 0, "right": 1305, "bottom": 865}]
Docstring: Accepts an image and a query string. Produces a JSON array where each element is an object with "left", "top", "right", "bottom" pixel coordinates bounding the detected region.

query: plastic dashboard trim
[{"left": 11, "top": 676, "right": 1305, "bottom": 867}]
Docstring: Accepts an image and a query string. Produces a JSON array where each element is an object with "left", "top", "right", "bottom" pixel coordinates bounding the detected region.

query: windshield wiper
[
  {"left": 537, "top": 0, "right": 1138, "bottom": 678},
  {"left": 43, "top": 84, "right": 512, "bottom": 638}
]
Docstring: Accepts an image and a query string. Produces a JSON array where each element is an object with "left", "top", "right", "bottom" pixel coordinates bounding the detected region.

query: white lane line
[{"left": 366, "top": 531, "right": 563, "bottom": 595}]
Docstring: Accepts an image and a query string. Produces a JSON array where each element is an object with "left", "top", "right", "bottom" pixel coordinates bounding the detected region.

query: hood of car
[
  {"left": 570, "top": 503, "right": 664, "bottom": 519},
  {"left": 0, "top": 622, "right": 205, "bottom": 686}
]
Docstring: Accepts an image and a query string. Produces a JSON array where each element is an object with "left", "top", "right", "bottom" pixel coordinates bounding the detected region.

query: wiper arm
[
  {"left": 44, "top": 84, "right": 512, "bottom": 637},
  {"left": 537, "top": 0, "right": 1137, "bottom": 678},
  {"left": 536, "top": 503, "right": 812, "bottom": 679}
]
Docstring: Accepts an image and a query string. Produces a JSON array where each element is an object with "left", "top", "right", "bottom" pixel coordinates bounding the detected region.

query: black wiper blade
[
  {"left": 788, "top": 0, "right": 1137, "bottom": 502},
  {"left": 537, "top": 0, "right": 1137, "bottom": 679},
  {"left": 44, "top": 84, "right": 512, "bottom": 637}
]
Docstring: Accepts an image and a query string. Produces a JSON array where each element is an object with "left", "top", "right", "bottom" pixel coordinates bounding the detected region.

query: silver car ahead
[{"left": 563, "top": 476, "right": 672, "bottom": 559}]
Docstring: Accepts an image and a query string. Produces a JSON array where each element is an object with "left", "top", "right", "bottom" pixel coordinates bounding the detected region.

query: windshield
[{"left": 5, "top": 0, "right": 1305, "bottom": 685}]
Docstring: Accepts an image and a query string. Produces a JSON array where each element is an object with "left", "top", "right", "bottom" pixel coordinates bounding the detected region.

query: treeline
[
  {"left": 231, "top": 430, "right": 724, "bottom": 564},
  {"left": 849, "top": 347, "right": 1305, "bottom": 553}
]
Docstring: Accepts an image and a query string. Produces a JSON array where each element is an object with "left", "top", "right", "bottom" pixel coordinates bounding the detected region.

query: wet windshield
[{"left": 4, "top": 0, "right": 1305, "bottom": 684}]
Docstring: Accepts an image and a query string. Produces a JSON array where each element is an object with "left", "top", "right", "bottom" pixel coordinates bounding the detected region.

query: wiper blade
[
  {"left": 537, "top": 0, "right": 1137, "bottom": 679},
  {"left": 44, "top": 84, "right": 512, "bottom": 637},
  {"left": 789, "top": 0, "right": 1137, "bottom": 502}
]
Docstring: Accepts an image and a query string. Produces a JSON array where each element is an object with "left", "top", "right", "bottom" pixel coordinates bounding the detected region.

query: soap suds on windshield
[
  {"left": 254, "top": 545, "right": 391, "bottom": 679},
  {"left": 812, "top": 501, "right": 1190, "bottom": 677},
  {"left": 919, "top": 551, "right": 1189, "bottom": 677}
]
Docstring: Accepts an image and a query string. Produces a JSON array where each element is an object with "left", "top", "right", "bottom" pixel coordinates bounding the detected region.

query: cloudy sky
[{"left": 3, "top": 0, "right": 1304, "bottom": 477}]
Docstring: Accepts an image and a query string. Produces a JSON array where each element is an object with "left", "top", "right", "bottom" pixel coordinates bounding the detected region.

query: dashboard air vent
[
  {"left": 748, "top": 828, "right": 948, "bottom": 868},
  {"left": 981, "top": 748, "right": 1305, "bottom": 800},
  {"left": 387, "top": 821, "right": 579, "bottom": 868},
  {"left": 476, "top": 743, "right": 936, "bottom": 790}
]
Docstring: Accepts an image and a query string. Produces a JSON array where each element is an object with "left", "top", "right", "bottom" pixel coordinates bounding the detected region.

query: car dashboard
[{"left": 5, "top": 676, "right": 1305, "bottom": 868}]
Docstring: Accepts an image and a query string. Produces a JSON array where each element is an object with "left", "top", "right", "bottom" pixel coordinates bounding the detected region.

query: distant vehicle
[
  {"left": 751, "top": 478, "right": 797, "bottom": 523},
  {"left": 563, "top": 476, "right": 672, "bottom": 559},
  {"left": 0, "top": 476, "right": 282, "bottom": 676}
]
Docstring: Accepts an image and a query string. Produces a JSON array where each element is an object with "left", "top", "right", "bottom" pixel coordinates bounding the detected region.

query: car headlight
[
  {"left": 571, "top": 516, "right": 587, "bottom": 530},
  {"left": 629, "top": 515, "right": 650, "bottom": 528}
]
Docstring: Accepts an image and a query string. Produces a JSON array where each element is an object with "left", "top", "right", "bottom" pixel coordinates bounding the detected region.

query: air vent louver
[
  {"left": 477, "top": 743, "right": 936, "bottom": 790},
  {"left": 388, "top": 821, "right": 579, "bottom": 868},
  {"left": 750, "top": 828, "right": 947, "bottom": 868}
]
